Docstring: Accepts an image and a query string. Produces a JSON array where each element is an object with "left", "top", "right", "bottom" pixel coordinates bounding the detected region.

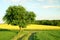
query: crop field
[
  {"left": 0, "top": 24, "right": 20, "bottom": 30},
  {"left": 0, "top": 24, "right": 60, "bottom": 40},
  {"left": 0, "top": 24, "right": 60, "bottom": 30}
]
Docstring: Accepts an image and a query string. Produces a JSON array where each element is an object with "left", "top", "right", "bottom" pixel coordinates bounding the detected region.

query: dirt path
[
  {"left": 11, "top": 30, "right": 35, "bottom": 40},
  {"left": 21, "top": 32, "right": 35, "bottom": 40},
  {"left": 11, "top": 30, "right": 25, "bottom": 40}
]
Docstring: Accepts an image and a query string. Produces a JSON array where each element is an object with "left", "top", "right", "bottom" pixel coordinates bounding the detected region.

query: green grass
[
  {"left": 28, "top": 30, "right": 60, "bottom": 40},
  {"left": 0, "top": 28, "right": 60, "bottom": 40},
  {"left": 0, "top": 29, "right": 19, "bottom": 40}
]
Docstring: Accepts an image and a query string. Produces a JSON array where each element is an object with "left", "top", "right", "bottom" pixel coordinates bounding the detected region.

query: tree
[
  {"left": 3, "top": 5, "right": 36, "bottom": 40},
  {"left": 3, "top": 5, "right": 36, "bottom": 29}
]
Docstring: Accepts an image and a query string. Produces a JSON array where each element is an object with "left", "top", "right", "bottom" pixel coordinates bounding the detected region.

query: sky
[{"left": 0, "top": 0, "right": 60, "bottom": 23}]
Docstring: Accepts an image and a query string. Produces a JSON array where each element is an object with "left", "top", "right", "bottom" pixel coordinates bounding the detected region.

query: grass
[
  {"left": 12, "top": 30, "right": 30, "bottom": 40},
  {"left": 17, "top": 30, "right": 60, "bottom": 40},
  {"left": 0, "top": 24, "right": 60, "bottom": 40},
  {"left": 20, "top": 32, "right": 34, "bottom": 40},
  {"left": 0, "top": 29, "right": 60, "bottom": 40},
  {"left": 0, "top": 30, "right": 19, "bottom": 40},
  {"left": 29, "top": 30, "right": 60, "bottom": 40}
]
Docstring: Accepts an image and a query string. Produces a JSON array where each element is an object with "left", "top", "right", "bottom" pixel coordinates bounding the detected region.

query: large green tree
[
  {"left": 3, "top": 5, "right": 36, "bottom": 40},
  {"left": 3, "top": 5, "right": 36, "bottom": 28}
]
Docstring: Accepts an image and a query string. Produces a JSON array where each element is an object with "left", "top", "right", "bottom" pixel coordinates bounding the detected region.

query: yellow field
[
  {"left": 0, "top": 24, "right": 60, "bottom": 30},
  {"left": 0, "top": 24, "right": 20, "bottom": 30},
  {"left": 25, "top": 24, "right": 60, "bottom": 30}
]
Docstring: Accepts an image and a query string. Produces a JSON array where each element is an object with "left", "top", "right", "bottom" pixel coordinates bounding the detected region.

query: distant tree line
[{"left": 33, "top": 20, "right": 60, "bottom": 26}]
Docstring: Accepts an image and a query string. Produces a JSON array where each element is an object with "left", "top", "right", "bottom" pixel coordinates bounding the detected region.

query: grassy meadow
[
  {"left": 0, "top": 24, "right": 60, "bottom": 40},
  {"left": 29, "top": 30, "right": 60, "bottom": 40},
  {"left": 0, "top": 30, "right": 19, "bottom": 40}
]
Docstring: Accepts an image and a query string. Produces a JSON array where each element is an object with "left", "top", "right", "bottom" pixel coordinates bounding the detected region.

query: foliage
[
  {"left": 0, "top": 29, "right": 10, "bottom": 31},
  {"left": 34, "top": 20, "right": 60, "bottom": 26},
  {"left": 3, "top": 5, "right": 36, "bottom": 28}
]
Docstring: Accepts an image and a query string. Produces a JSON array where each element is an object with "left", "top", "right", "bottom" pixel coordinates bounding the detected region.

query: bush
[
  {"left": 34, "top": 20, "right": 60, "bottom": 26},
  {"left": 0, "top": 29, "right": 10, "bottom": 31}
]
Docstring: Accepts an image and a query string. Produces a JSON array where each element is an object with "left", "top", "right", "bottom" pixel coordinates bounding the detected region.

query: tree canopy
[{"left": 3, "top": 5, "right": 36, "bottom": 28}]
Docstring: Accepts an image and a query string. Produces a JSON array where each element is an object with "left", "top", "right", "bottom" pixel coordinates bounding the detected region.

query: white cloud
[
  {"left": 5, "top": 0, "right": 21, "bottom": 2},
  {"left": 43, "top": 5, "right": 60, "bottom": 9},
  {"left": 48, "top": 0, "right": 54, "bottom": 3},
  {"left": 0, "top": 20, "right": 4, "bottom": 23},
  {"left": 37, "top": 0, "right": 59, "bottom": 4},
  {"left": 4, "top": 0, "right": 29, "bottom": 4},
  {"left": 5, "top": 0, "right": 32, "bottom": 3},
  {"left": 48, "top": 0, "right": 58, "bottom": 4},
  {"left": 37, "top": 0, "right": 45, "bottom": 2},
  {"left": 20, "top": 0, "right": 29, "bottom": 4},
  {"left": 0, "top": 17, "right": 4, "bottom": 23},
  {"left": 11, "top": 0, "right": 20, "bottom": 2},
  {"left": 37, "top": 0, "right": 57, "bottom": 3}
]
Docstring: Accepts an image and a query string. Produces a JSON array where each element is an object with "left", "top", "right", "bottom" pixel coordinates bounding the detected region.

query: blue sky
[{"left": 0, "top": 0, "right": 60, "bottom": 23}]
